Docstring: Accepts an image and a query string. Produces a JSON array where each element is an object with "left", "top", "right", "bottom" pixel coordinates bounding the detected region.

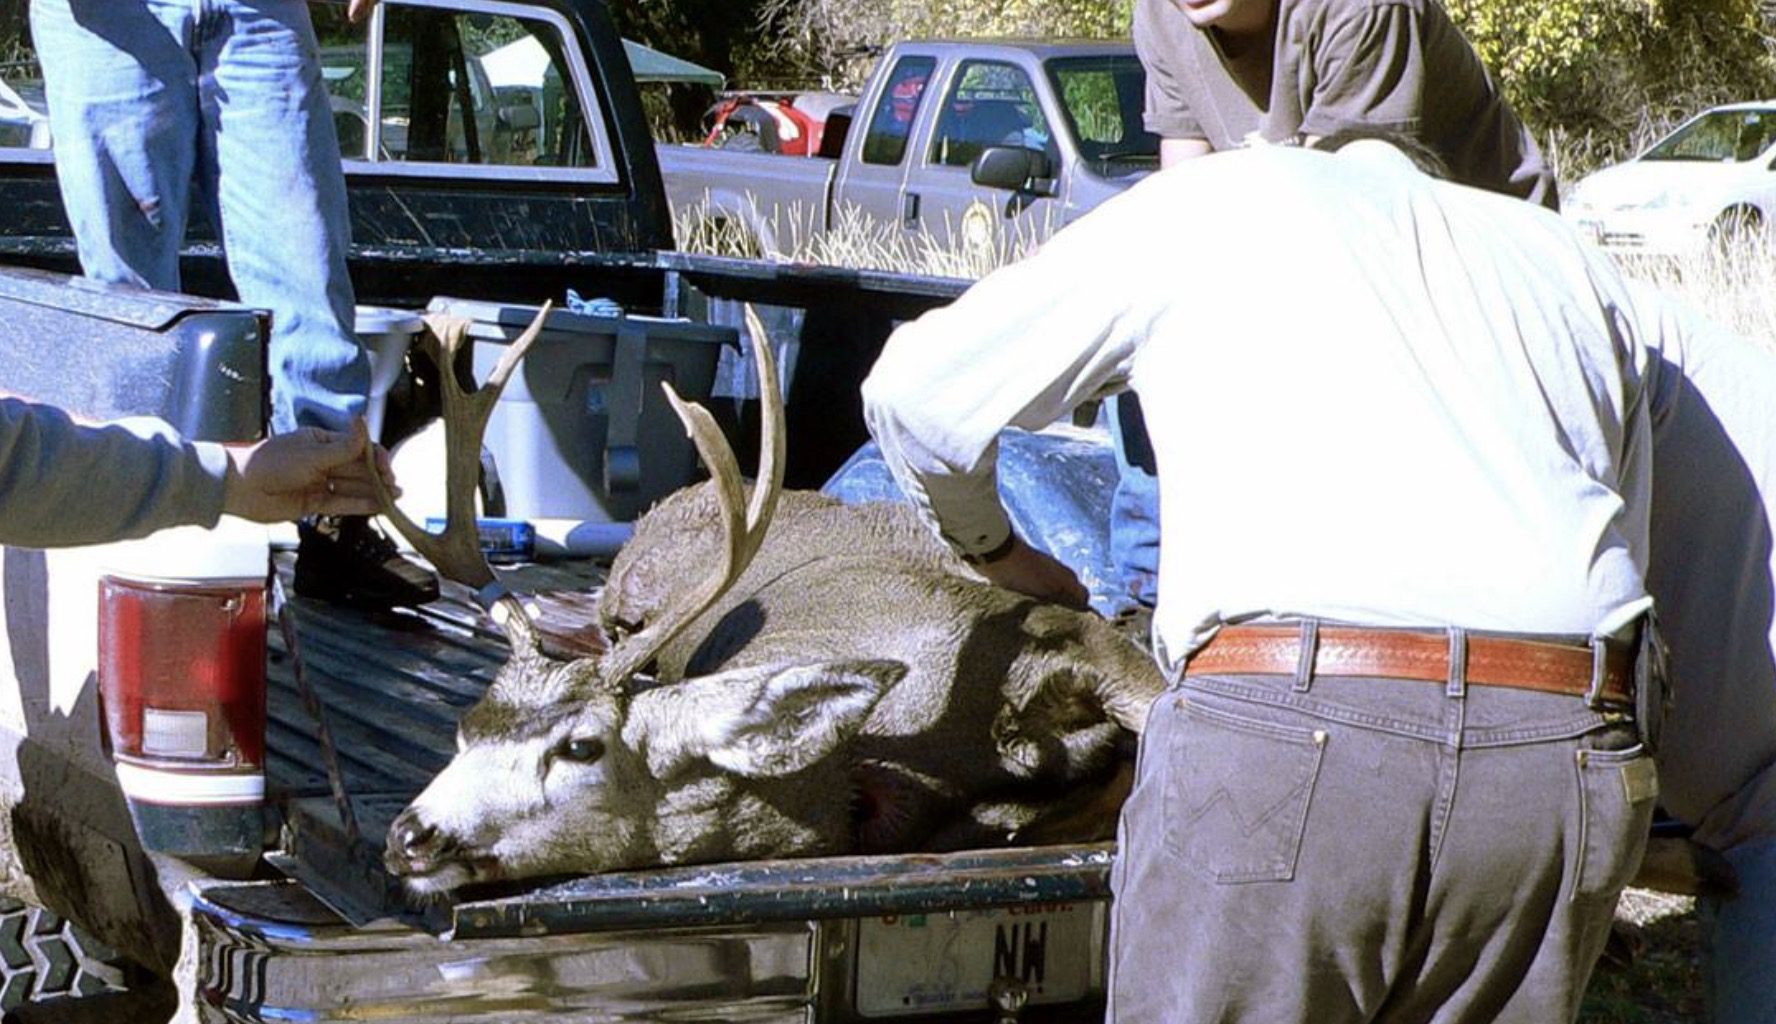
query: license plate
[{"left": 854, "top": 903, "right": 1102, "bottom": 1017}]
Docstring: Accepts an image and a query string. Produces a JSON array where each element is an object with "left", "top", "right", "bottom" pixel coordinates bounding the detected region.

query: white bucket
[{"left": 354, "top": 305, "right": 425, "bottom": 442}]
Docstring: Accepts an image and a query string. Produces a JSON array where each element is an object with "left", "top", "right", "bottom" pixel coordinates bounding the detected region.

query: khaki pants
[{"left": 1107, "top": 669, "right": 1654, "bottom": 1023}]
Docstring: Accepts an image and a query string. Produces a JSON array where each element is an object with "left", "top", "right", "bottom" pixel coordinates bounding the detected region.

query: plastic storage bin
[
  {"left": 355, "top": 305, "right": 425, "bottom": 443},
  {"left": 427, "top": 297, "right": 737, "bottom": 527}
]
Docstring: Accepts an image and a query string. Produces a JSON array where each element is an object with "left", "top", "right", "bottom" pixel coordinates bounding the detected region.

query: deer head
[{"left": 378, "top": 307, "right": 901, "bottom": 895}]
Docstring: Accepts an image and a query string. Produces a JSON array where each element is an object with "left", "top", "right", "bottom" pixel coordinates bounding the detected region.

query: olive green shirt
[{"left": 1133, "top": 0, "right": 1557, "bottom": 208}]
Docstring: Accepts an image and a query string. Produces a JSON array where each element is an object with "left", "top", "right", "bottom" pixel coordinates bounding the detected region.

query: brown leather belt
[{"left": 1186, "top": 625, "right": 1633, "bottom": 705}]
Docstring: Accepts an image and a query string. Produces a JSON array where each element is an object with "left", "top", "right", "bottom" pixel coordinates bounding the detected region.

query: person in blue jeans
[{"left": 30, "top": 0, "right": 435, "bottom": 608}]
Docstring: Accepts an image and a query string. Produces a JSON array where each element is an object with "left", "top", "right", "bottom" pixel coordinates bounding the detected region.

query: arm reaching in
[
  {"left": 975, "top": 537, "right": 1090, "bottom": 610},
  {"left": 222, "top": 419, "right": 399, "bottom": 523}
]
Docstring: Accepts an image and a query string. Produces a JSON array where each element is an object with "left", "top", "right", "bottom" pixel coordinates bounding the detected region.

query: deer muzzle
[{"left": 386, "top": 808, "right": 470, "bottom": 880}]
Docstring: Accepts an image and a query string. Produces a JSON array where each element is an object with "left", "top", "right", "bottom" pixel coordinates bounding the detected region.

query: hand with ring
[{"left": 222, "top": 419, "right": 399, "bottom": 522}]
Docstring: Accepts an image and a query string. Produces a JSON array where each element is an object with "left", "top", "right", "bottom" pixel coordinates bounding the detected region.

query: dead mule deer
[{"left": 377, "top": 306, "right": 1164, "bottom": 897}]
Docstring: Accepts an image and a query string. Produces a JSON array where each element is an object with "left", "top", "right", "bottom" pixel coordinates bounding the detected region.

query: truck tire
[{"left": 0, "top": 897, "right": 132, "bottom": 1012}]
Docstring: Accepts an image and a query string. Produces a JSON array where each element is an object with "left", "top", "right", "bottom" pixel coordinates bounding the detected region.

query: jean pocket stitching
[
  {"left": 1571, "top": 744, "right": 1655, "bottom": 902},
  {"left": 1165, "top": 697, "right": 1328, "bottom": 884}
]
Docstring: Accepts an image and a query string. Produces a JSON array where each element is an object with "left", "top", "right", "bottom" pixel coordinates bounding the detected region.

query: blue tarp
[{"left": 821, "top": 426, "right": 1124, "bottom": 616}]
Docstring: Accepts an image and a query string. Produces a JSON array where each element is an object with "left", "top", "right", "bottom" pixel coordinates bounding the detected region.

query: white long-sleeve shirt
[{"left": 864, "top": 142, "right": 1661, "bottom": 671}]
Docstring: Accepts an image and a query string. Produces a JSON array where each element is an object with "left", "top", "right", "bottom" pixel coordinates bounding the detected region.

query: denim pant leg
[
  {"left": 202, "top": 0, "right": 367, "bottom": 434},
  {"left": 1108, "top": 673, "right": 1652, "bottom": 1023},
  {"left": 1701, "top": 835, "right": 1776, "bottom": 1024},
  {"left": 1105, "top": 392, "right": 1160, "bottom": 612},
  {"left": 31, "top": 0, "right": 200, "bottom": 292}
]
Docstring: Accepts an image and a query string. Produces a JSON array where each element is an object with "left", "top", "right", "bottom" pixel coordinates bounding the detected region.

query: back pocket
[
  {"left": 1164, "top": 696, "right": 1328, "bottom": 883},
  {"left": 1572, "top": 744, "right": 1657, "bottom": 901}
]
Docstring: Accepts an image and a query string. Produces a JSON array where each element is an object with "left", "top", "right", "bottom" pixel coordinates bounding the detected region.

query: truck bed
[
  {"left": 227, "top": 552, "right": 1116, "bottom": 1023},
  {"left": 261, "top": 548, "right": 1119, "bottom": 921},
  {"left": 263, "top": 550, "right": 611, "bottom": 918}
]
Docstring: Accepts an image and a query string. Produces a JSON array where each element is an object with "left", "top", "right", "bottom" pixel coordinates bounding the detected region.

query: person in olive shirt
[{"left": 1134, "top": 0, "right": 1553, "bottom": 203}]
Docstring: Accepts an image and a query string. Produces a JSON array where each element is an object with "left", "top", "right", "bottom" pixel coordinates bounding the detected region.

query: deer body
[
  {"left": 611, "top": 491, "right": 1162, "bottom": 848},
  {"left": 381, "top": 308, "right": 1162, "bottom": 898}
]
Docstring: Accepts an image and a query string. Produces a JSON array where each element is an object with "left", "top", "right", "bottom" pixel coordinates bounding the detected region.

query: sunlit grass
[
  {"left": 1613, "top": 232, "right": 1776, "bottom": 349},
  {"left": 672, "top": 194, "right": 1042, "bottom": 279}
]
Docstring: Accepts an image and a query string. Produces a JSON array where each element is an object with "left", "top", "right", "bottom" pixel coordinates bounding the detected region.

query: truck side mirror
[{"left": 971, "top": 146, "right": 1057, "bottom": 197}]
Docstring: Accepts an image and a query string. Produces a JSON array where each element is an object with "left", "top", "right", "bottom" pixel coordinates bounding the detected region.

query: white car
[{"left": 1565, "top": 100, "right": 1776, "bottom": 257}]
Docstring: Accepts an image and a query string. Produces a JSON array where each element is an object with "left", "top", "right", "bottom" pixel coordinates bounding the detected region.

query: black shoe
[{"left": 294, "top": 515, "right": 440, "bottom": 609}]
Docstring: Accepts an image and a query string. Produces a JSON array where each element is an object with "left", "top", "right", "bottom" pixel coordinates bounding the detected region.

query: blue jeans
[
  {"left": 1106, "top": 392, "right": 1159, "bottom": 612},
  {"left": 1701, "top": 836, "right": 1776, "bottom": 1024},
  {"left": 31, "top": 0, "right": 367, "bottom": 434}
]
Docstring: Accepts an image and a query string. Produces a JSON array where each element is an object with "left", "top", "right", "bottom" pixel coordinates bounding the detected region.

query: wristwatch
[{"left": 960, "top": 533, "right": 1018, "bottom": 566}]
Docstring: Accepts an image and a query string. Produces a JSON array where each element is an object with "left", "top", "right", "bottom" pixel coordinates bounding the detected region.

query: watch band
[{"left": 961, "top": 532, "right": 1018, "bottom": 566}]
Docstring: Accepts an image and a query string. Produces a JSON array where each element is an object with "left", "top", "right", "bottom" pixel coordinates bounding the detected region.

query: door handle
[{"left": 902, "top": 192, "right": 921, "bottom": 228}]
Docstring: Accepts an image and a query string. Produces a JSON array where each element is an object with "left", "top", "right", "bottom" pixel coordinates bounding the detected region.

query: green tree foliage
[
  {"left": 755, "top": 0, "right": 1135, "bottom": 87},
  {"left": 1445, "top": 0, "right": 1775, "bottom": 171}
]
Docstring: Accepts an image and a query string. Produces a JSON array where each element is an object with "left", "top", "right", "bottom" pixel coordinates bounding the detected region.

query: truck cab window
[
  {"left": 1046, "top": 55, "right": 1160, "bottom": 177},
  {"left": 861, "top": 57, "right": 935, "bottom": 166},
  {"left": 312, "top": 7, "right": 372, "bottom": 159},
  {"left": 353, "top": 5, "right": 596, "bottom": 170},
  {"left": 309, "top": 0, "right": 600, "bottom": 172},
  {"left": 930, "top": 61, "right": 1053, "bottom": 169},
  {"left": 0, "top": 16, "right": 49, "bottom": 151}
]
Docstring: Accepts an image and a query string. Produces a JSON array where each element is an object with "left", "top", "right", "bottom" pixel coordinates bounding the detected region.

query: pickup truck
[
  {"left": 658, "top": 40, "right": 1159, "bottom": 256},
  {"left": 0, "top": 2, "right": 1118, "bottom": 1021}
]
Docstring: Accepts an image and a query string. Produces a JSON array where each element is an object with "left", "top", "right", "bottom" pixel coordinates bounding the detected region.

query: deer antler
[
  {"left": 593, "top": 304, "right": 785, "bottom": 683},
  {"left": 368, "top": 303, "right": 552, "bottom": 604}
]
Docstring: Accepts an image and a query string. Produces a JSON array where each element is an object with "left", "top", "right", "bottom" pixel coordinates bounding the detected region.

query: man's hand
[
  {"left": 345, "top": 0, "right": 379, "bottom": 24},
  {"left": 222, "top": 419, "right": 399, "bottom": 523},
  {"left": 975, "top": 537, "right": 1090, "bottom": 610}
]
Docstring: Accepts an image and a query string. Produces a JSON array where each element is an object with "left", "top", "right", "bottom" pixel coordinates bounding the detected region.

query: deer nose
[{"left": 388, "top": 809, "right": 452, "bottom": 862}]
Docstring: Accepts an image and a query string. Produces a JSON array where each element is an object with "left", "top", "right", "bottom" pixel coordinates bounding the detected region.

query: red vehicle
[{"left": 700, "top": 90, "right": 857, "bottom": 157}]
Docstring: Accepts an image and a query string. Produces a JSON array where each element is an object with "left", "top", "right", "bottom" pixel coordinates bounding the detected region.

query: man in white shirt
[{"left": 863, "top": 140, "right": 1667, "bottom": 1022}]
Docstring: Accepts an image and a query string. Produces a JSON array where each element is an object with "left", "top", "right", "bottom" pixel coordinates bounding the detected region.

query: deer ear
[{"left": 639, "top": 660, "right": 902, "bottom": 779}]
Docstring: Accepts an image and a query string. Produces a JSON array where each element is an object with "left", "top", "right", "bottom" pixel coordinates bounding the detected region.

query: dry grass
[
  {"left": 672, "top": 194, "right": 1040, "bottom": 278},
  {"left": 1615, "top": 234, "right": 1776, "bottom": 347}
]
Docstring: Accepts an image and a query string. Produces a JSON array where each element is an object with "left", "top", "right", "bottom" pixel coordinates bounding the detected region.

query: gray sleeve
[
  {"left": 1133, "top": 0, "right": 1207, "bottom": 140},
  {"left": 1624, "top": 284, "right": 1776, "bottom": 850},
  {"left": 1297, "top": 2, "right": 1428, "bottom": 138},
  {"left": 0, "top": 399, "right": 230, "bottom": 548}
]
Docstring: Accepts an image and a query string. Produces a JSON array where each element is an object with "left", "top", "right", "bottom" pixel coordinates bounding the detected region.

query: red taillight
[
  {"left": 99, "top": 577, "right": 266, "bottom": 767},
  {"left": 98, "top": 575, "right": 267, "bottom": 861}
]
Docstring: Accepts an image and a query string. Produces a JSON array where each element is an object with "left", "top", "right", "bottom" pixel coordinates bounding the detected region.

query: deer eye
[{"left": 554, "top": 737, "right": 606, "bottom": 764}]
